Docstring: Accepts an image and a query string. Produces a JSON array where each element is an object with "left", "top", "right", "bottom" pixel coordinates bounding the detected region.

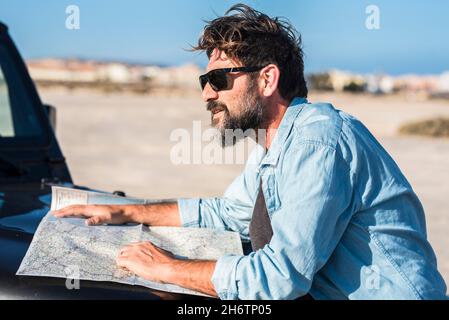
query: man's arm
[
  {"left": 169, "top": 259, "right": 217, "bottom": 297},
  {"left": 128, "top": 202, "right": 181, "bottom": 226},
  {"left": 52, "top": 201, "right": 181, "bottom": 226}
]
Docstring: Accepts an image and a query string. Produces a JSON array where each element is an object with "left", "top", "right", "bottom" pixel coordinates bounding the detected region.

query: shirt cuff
[
  {"left": 211, "top": 254, "right": 244, "bottom": 300},
  {"left": 177, "top": 198, "right": 201, "bottom": 227}
]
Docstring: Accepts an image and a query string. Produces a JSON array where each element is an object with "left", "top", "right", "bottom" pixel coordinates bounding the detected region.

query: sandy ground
[{"left": 40, "top": 88, "right": 449, "bottom": 290}]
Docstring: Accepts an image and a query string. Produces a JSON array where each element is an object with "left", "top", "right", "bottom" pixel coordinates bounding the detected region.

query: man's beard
[{"left": 207, "top": 81, "right": 265, "bottom": 147}]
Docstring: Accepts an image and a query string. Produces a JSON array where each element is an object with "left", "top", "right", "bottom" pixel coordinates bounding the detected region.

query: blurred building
[
  {"left": 328, "top": 70, "right": 365, "bottom": 92},
  {"left": 366, "top": 74, "right": 395, "bottom": 94},
  {"left": 393, "top": 74, "right": 440, "bottom": 95},
  {"left": 27, "top": 59, "right": 97, "bottom": 83},
  {"left": 142, "top": 63, "right": 202, "bottom": 89},
  {"left": 97, "top": 63, "right": 132, "bottom": 83},
  {"left": 438, "top": 71, "right": 449, "bottom": 92},
  {"left": 308, "top": 69, "right": 366, "bottom": 92},
  {"left": 26, "top": 58, "right": 203, "bottom": 90}
]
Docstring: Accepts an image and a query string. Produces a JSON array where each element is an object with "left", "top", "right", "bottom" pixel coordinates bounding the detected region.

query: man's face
[{"left": 202, "top": 49, "right": 265, "bottom": 146}]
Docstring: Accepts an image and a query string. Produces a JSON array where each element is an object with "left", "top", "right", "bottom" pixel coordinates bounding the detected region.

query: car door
[{"left": 0, "top": 21, "right": 71, "bottom": 185}]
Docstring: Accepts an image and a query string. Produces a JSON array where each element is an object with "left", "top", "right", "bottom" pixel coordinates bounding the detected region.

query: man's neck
[{"left": 261, "top": 98, "right": 290, "bottom": 150}]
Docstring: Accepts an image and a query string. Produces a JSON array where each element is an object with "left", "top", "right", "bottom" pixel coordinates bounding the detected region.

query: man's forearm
[
  {"left": 127, "top": 202, "right": 181, "bottom": 226},
  {"left": 167, "top": 259, "right": 218, "bottom": 297}
]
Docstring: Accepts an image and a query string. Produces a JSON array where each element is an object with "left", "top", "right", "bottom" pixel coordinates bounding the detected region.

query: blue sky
[{"left": 0, "top": 0, "right": 448, "bottom": 75}]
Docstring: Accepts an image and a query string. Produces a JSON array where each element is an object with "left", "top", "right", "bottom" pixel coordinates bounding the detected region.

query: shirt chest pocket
[{"left": 261, "top": 167, "right": 282, "bottom": 216}]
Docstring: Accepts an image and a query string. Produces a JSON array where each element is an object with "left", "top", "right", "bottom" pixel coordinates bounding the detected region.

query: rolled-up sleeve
[
  {"left": 177, "top": 198, "right": 201, "bottom": 228},
  {"left": 211, "top": 142, "right": 355, "bottom": 299}
]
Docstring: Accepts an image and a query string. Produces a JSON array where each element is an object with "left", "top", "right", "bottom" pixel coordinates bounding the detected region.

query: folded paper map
[{"left": 16, "top": 186, "right": 243, "bottom": 296}]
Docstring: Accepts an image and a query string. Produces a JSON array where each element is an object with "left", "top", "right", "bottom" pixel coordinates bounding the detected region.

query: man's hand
[
  {"left": 52, "top": 205, "right": 134, "bottom": 226},
  {"left": 116, "top": 241, "right": 218, "bottom": 297},
  {"left": 116, "top": 241, "right": 176, "bottom": 283}
]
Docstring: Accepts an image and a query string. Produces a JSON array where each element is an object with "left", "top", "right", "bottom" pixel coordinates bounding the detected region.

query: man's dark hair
[{"left": 192, "top": 3, "right": 308, "bottom": 100}]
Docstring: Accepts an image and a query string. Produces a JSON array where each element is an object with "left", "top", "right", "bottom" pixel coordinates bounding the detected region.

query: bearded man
[{"left": 53, "top": 4, "right": 447, "bottom": 300}]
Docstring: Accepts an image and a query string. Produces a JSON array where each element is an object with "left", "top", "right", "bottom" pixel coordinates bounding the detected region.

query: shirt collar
[{"left": 259, "top": 97, "right": 308, "bottom": 167}]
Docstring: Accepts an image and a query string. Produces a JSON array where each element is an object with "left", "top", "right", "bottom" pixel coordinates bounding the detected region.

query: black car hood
[
  {"left": 0, "top": 183, "right": 193, "bottom": 299},
  {"left": 0, "top": 182, "right": 52, "bottom": 234}
]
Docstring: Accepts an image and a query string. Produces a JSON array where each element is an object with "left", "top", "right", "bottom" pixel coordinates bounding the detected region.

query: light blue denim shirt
[{"left": 178, "top": 97, "right": 447, "bottom": 300}]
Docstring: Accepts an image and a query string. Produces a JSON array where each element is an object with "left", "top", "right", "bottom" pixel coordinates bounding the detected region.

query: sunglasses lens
[
  {"left": 199, "top": 75, "right": 208, "bottom": 90},
  {"left": 208, "top": 71, "right": 228, "bottom": 91}
]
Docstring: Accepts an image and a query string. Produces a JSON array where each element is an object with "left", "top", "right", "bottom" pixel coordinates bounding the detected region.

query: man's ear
[{"left": 259, "top": 64, "right": 280, "bottom": 98}]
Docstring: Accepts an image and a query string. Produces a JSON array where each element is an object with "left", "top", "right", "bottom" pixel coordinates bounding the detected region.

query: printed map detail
[
  {"left": 17, "top": 217, "right": 139, "bottom": 284},
  {"left": 16, "top": 187, "right": 243, "bottom": 296}
]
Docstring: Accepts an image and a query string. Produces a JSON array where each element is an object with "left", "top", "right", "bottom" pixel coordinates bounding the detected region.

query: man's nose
[{"left": 201, "top": 82, "right": 219, "bottom": 102}]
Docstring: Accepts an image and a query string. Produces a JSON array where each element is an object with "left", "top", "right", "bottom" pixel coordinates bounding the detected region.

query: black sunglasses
[{"left": 199, "top": 66, "right": 265, "bottom": 91}]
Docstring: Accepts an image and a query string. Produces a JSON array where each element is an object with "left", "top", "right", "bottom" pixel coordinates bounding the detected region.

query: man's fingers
[
  {"left": 119, "top": 244, "right": 145, "bottom": 254},
  {"left": 155, "top": 246, "right": 174, "bottom": 256},
  {"left": 116, "top": 255, "right": 129, "bottom": 268},
  {"left": 137, "top": 241, "right": 172, "bottom": 255},
  {"left": 123, "top": 241, "right": 173, "bottom": 258},
  {"left": 85, "top": 215, "right": 104, "bottom": 226},
  {"left": 117, "top": 251, "right": 128, "bottom": 259},
  {"left": 53, "top": 205, "right": 110, "bottom": 226},
  {"left": 52, "top": 205, "right": 93, "bottom": 218},
  {"left": 128, "top": 241, "right": 158, "bottom": 249},
  {"left": 119, "top": 243, "right": 154, "bottom": 258}
]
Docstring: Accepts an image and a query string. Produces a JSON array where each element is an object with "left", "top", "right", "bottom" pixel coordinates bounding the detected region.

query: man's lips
[{"left": 211, "top": 107, "right": 225, "bottom": 115}]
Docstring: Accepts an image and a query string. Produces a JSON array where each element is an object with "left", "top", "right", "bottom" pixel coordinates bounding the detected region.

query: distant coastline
[{"left": 26, "top": 58, "right": 449, "bottom": 99}]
